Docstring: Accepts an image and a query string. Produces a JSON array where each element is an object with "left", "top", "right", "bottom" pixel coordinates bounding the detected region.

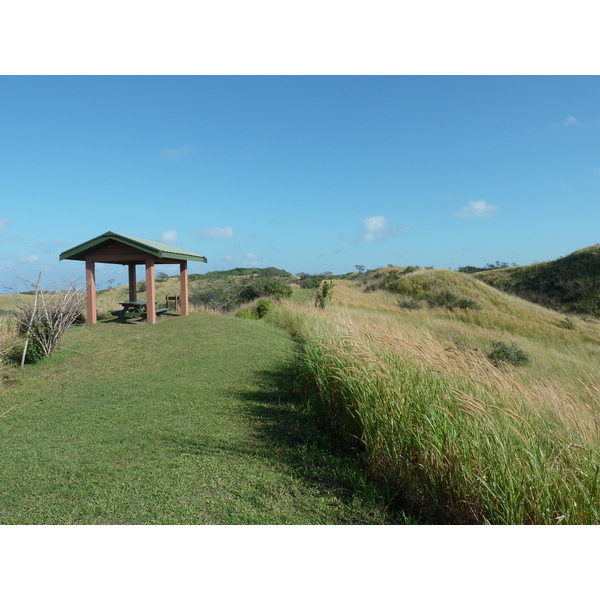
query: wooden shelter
[{"left": 60, "top": 231, "right": 207, "bottom": 324}]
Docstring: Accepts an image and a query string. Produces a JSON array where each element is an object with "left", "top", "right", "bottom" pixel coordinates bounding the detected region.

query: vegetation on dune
[
  {"left": 472, "top": 244, "right": 600, "bottom": 316},
  {"left": 1, "top": 248, "right": 600, "bottom": 524},
  {"left": 189, "top": 266, "right": 293, "bottom": 281},
  {"left": 153, "top": 268, "right": 297, "bottom": 314},
  {"left": 80, "top": 267, "right": 297, "bottom": 318},
  {"left": 267, "top": 272, "right": 600, "bottom": 524}
]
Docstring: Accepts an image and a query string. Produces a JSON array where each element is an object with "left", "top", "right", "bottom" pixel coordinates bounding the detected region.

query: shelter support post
[
  {"left": 145, "top": 258, "right": 156, "bottom": 324},
  {"left": 85, "top": 258, "right": 97, "bottom": 324},
  {"left": 180, "top": 261, "right": 189, "bottom": 316},
  {"left": 128, "top": 264, "right": 138, "bottom": 302}
]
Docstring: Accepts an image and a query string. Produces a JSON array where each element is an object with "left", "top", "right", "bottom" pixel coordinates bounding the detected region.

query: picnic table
[{"left": 110, "top": 300, "right": 169, "bottom": 321}]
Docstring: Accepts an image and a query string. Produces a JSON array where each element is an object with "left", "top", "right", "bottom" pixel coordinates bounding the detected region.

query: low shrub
[
  {"left": 256, "top": 298, "right": 272, "bottom": 319},
  {"left": 235, "top": 298, "right": 273, "bottom": 321},
  {"left": 429, "top": 291, "right": 480, "bottom": 310},
  {"left": 558, "top": 318, "right": 576, "bottom": 330},
  {"left": 455, "top": 297, "right": 480, "bottom": 310},
  {"left": 24, "top": 333, "right": 45, "bottom": 363},
  {"left": 235, "top": 307, "right": 259, "bottom": 320},
  {"left": 488, "top": 341, "right": 531, "bottom": 367},
  {"left": 397, "top": 298, "right": 422, "bottom": 310}
]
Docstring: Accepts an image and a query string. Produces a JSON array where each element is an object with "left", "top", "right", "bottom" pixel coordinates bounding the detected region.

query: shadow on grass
[
  {"left": 98, "top": 313, "right": 180, "bottom": 325},
  {"left": 235, "top": 351, "right": 424, "bottom": 525}
]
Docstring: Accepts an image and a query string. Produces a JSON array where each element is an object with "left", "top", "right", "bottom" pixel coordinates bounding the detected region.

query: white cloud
[
  {"left": 192, "top": 226, "right": 235, "bottom": 239},
  {"left": 552, "top": 116, "right": 584, "bottom": 128},
  {"left": 160, "top": 144, "right": 196, "bottom": 162},
  {"left": 20, "top": 254, "right": 39, "bottom": 263},
  {"left": 243, "top": 252, "right": 261, "bottom": 266},
  {"left": 454, "top": 200, "right": 499, "bottom": 219},
  {"left": 552, "top": 116, "right": 600, "bottom": 129},
  {"left": 0, "top": 218, "right": 12, "bottom": 234},
  {"left": 35, "top": 239, "right": 68, "bottom": 252},
  {"left": 361, "top": 216, "right": 396, "bottom": 242},
  {"left": 562, "top": 116, "right": 579, "bottom": 127},
  {"left": 158, "top": 229, "right": 180, "bottom": 244}
]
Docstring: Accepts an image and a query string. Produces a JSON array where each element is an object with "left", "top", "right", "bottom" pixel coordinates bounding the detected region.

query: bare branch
[{"left": 12, "top": 274, "right": 86, "bottom": 362}]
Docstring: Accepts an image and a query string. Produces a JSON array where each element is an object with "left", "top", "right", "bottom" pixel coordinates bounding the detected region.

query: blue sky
[{"left": 1, "top": 75, "right": 599, "bottom": 289}]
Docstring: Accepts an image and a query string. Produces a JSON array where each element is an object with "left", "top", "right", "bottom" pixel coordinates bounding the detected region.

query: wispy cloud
[
  {"left": 552, "top": 116, "right": 580, "bottom": 128},
  {"left": 158, "top": 229, "right": 180, "bottom": 245},
  {"left": 551, "top": 115, "right": 600, "bottom": 129},
  {"left": 192, "top": 226, "right": 235, "bottom": 239},
  {"left": 243, "top": 252, "right": 261, "bottom": 266},
  {"left": 34, "top": 239, "right": 69, "bottom": 255},
  {"left": 454, "top": 200, "right": 499, "bottom": 219},
  {"left": 0, "top": 218, "right": 12, "bottom": 234},
  {"left": 160, "top": 144, "right": 196, "bottom": 162}
]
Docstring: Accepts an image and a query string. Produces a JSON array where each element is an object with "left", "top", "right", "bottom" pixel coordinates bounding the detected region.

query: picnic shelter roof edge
[{"left": 59, "top": 231, "right": 207, "bottom": 263}]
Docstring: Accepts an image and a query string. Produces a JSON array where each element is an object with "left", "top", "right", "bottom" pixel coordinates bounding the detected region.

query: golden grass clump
[
  {"left": 0, "top": 314, "right": 20, "bottom": 379},
  {"left": 269, "top": 277, "right": 600, "bottom": 524}
]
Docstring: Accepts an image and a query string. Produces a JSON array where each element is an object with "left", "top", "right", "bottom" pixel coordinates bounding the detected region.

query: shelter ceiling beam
[{"left": 86, "top": 255, "right": 187, "bottom": 265}]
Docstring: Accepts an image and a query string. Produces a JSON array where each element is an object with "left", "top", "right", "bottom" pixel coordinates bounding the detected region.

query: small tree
[
  {"left": 14, "top": 274, "right": 85, "bottom": 364},
  {"left": 314, "top": 280, "right": 335, "bottom": 309}
]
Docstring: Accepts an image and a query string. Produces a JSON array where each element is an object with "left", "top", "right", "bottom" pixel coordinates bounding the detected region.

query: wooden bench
[
  {"left": 111, "top": 307, "right": 143, "bottom": 320},
  {"left": 111, "top": 302, "right": 169, "bottom": 321}
]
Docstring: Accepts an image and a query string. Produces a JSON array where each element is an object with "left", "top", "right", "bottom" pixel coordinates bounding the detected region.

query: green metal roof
[{"left": 59, "top": 231, "right": 208, "bottom": 263}]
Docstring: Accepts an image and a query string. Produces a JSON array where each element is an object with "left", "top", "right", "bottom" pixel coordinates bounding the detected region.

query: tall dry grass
[
  {"left": 0, "top": 314, "right": 20, "bottom": 383},
  {"left": 267, "top": 280, "right": 600, "bottom": 524}
]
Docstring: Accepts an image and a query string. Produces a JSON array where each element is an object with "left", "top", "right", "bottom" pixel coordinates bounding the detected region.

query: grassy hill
[
  {"left": 267, "top": 268, "right": 600, "bottom": 523},
  {"left": 471, "top": 244, "right": 600, "bottom": 316},
  {"left": 2, "top": 261, "right": 600, "bottom": 523}
]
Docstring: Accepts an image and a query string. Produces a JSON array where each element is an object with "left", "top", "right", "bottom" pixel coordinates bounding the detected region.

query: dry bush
[{"left": 13, "top": 276, "right": 85, "bottom": 362}]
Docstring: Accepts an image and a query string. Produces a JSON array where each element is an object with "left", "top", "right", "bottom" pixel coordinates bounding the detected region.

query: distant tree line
[
  {"left": 457, "top": 261, "right": 517, "bottom": 274},
  {"left": 189, "top": 267, "right": 292, "bottom": 282}
]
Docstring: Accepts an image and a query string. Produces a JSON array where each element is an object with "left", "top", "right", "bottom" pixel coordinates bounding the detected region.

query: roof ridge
[{"left": 60, "top": 231, "right": 207, "bottom": 263}]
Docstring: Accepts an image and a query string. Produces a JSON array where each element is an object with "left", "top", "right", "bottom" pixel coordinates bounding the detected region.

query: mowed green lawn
[{"left": 0, "top": 312, "right": 393, "bottom": 524}]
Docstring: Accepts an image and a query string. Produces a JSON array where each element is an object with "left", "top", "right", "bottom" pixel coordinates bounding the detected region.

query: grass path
[{"left": 0, "top": 313, "right": 395, "bottom": 524}]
